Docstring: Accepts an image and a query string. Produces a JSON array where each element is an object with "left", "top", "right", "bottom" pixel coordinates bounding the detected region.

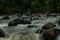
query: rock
[
  {"left": 54, "top": 28, "right": 60, "bottom": 40},
  {"left": 43, "top": 28, "right": 60, "bottom": 40},
  {"left": 36, "top": 29, "right": 43, "bottom": 34},
  {"left": 14, "top": 19, "right": 25, "bottom": 24},
  {"left": 14, "top": 19, "right": 22, "bottom": 24},
  {"left": 43, "top": 28, "right": 56, "bottom": 40},
  {"left": 54, "top": 28, "right": 60, "bottom": 36},
  {"left": 47, "top": 13, "right": 57, "bottom": 17},
  {"left": 24, "top": 20, "right": 31, "bottom": 24},
  {"left": 42, "top": 23, "right": 56, "bottom": 30},
  {"left": 14, "top": 19, "right": 31, "bottom": 24},
  {"left": 14, "top": 19, "right": 20, "bottom": 21},
  {"left": 0, "top": 29, "right": 5, "bottom": 37},
  {"left": 56, "top": 35, "right": 60, "bottom": 40},
  {"left": 57, "top": 19, "right": 60, "bottom": 26},
  {"left": 27, "top": 25, "right": 37, "bottom": 28},
  {"left": 8, "top": 21, "right": 17, "bottom": 26},
  {"left": 32, "top": 16, "right": 40, "bottom": 21},
  {"left": 18, "top": 15, "right": 22, "bottom": 17},
  {"left": 2, "top": 16, "right": 10, "bottom": 20}
]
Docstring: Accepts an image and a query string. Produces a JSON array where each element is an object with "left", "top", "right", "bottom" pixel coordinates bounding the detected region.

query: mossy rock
[{"left": 43, "top": 29, "right": 56, "bottom": 40}]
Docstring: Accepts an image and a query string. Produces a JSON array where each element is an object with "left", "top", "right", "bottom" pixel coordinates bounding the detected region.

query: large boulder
[
  {"left": 8, "top": 21, "right": 17, "bottom": 26},
  {"left": 43, "top": 28, "right": 60, "bottom": 40},
  {"left": 0, "top": 29, "right": 5, "bottom": 37},
  {"left": 2, "top": 16, "right": 10, "bottom": 20},
  {"left": 43, "top": 28, "right": 56, "bottom": 40},
  {"left": 42, "top": 23, "right": 56, "bottom": 30}
]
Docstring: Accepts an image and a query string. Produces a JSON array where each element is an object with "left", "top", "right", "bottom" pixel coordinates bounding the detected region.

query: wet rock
[
  {"left": 14, "top": 19, "right": 20, "bottom": 22},
  {"left": 18, "top": 15, "right": 22, "bottom": 17},
  {"left": 54, "top": 28, "right": 60, "bottom": 36},
  {"left": 8, "top": 21, "right": 17, "bottom": 26},
  {"left": 43, "top": 28, "right": 60, "bottom": 40},
  {"left": 47, "top": 13, "right": 57, "bottom": 17},
  {"left": 2, "top": 16, "right": 10, "bottom": 20},
  {"left": 56, "top": 35, "right": 60, "bottom": 40},
  {"left": 14, "top": 19, "right": 22, "bottom": 24},
  {"left": 42, "top": 23, "right": 56, "bottom": 30},
  {"left": 31, "top": 16, "right": 40, "bottom": 21},
  {"left": 36, "top": 29, "right": 43, "bottom": 34},
  {"left": 43, "top": 28, "right": 56, "bottom": 40},
  {"left": 24, "top": 20, "right": 31, "bottom": 24},
  {"left": 14, "top": 19, "right": 31, "bottom": 24},
  {"left": 27, "top": 25, "right": 37, "bottom": 28},
  {"left": 47, "top": 15, "right": 56, "bottom": 17},
  {"left": 57, "top": 19, "right": 60, "bottom": 26},
  {"left": 54, "top": 28, "right": 60, "bottom": 40},
  {"left": 0, "top": 29, "right": 5, "bottom": 37}
]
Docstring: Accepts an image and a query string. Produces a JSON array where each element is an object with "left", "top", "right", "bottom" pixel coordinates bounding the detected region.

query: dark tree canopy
[{"left": 0, "top": 0, "right": 59, "bottom": 14}]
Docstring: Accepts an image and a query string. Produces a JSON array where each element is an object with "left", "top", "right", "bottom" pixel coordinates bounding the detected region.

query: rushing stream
[{"left": 0, "top": 16, "right": 60, "bottom": 40}]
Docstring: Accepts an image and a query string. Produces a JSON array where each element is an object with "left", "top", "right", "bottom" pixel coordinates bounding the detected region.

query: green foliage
[{"left": 0, "top": 0, "right": 59, "bottom": 14}]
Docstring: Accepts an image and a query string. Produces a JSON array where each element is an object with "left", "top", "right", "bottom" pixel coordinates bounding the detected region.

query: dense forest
[{"left": 0, "top": 0, "right": 60, "bottom": 15}]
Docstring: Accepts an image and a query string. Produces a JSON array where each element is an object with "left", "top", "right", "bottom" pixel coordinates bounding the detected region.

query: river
[{"left": 0, "top": 16, "right": 60, "bottom": 40}]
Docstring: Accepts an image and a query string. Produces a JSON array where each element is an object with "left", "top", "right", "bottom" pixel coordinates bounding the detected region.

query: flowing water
[{"left": 0, "top": 16, "right": 60, "bottom": 40}]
